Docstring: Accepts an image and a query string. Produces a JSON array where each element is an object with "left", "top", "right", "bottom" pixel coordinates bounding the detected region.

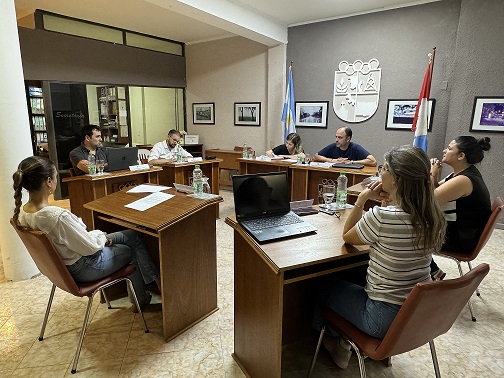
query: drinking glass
[
  {"left": 250, "top": 150, "right": 256, "bottom": 159},
  {"left": 96, "top": 159, "right": 106, "bottom": 174},
  {"left": 304, "top": 154, "right": 310, "bottom": 165},
  {"left": 321, "top": 184, "right": 335, "bottom": 209}
]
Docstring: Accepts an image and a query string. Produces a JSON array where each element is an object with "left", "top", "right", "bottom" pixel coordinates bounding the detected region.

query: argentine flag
[
  {"left": 282, "top": 65, "right": 296, "bottom": 140},
  {"left": 412, "top": 49, "right": 435, "bottom": 152}
]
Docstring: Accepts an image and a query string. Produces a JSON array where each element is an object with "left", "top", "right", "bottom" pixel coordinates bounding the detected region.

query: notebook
[
  {"left": 332, "top": 162, "right": 364, "bottom": 169},
  {"left": 106, "top": 146, "right": 139, "bottom": 172},
  {"left": 232, "top": 172, "right": 317, "bottom": 243}
]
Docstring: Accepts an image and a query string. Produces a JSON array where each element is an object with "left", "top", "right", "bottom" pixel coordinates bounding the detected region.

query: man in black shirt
[{"left": 69, "top": 125, "right": 108, "bottom": 175}]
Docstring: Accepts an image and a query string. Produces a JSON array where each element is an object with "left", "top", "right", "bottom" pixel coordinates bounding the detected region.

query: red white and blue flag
[
  {"left": 282, "top": 64, "right": 296, "bottom": 140},
  {"left": 412, "top": 48, "right": 436, "bottom": 152}
]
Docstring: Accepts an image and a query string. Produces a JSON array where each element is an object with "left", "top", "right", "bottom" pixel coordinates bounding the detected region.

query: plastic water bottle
[
  {"left": 176, "top": 144, "right": 183, "bottom": 163},
  {"left": 297, "top": 145, "right": 303, "bottom": 164},
  {"left": 88, "top": 153, "right": 96, "bottom": 175},
  {"left": 242, "top": 143, "right": 249, "bottom": 158},
  {"left": 336, "top": 172, "right": 348, "bottom": 209},
  {"left": 192, "top": 164, "right": 203, "bottom": 195}
]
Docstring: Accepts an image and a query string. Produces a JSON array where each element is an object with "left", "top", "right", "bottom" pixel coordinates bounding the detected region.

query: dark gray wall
[
  {"left": 18, "top": 27, "right": 186, "bottom": 88},
  {"left": 288, "top": 0, "right": 503, "bottom": 204}
]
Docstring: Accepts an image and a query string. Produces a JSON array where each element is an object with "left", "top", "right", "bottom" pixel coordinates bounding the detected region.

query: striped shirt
[{"left": 355, "top": 205, "right": 432, "bottom": 305}]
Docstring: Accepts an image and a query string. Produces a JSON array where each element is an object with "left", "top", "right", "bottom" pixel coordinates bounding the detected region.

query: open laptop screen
[
  {"left": 232, "top": 172, "right": 291, "bottom": 220},
  {"left": 106, "top": 146, "right": 138, "bottom": 172}
]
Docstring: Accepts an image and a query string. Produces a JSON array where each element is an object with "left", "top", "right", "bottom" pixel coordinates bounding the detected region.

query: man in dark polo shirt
[
  {"left": 69, "top": 125, "right": 108, "bottom": 175},
  {"left": 312, "top": 127, "right": 377, "bottom": 167}
]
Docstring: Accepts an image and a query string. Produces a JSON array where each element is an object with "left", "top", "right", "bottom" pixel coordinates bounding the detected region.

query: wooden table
[
  {"left": 155, "top": 159, "right": 221, "bottom": 217},
  {"left": 156, "top": 159, "right": 221, "bottom": 194},
  {"left": 225, "top": 210, "right": 370, "bottom": 377},
  {"left": 238, "top": 159, "right": 377, "bottom": 204},
  {"left": 62, "top": 167, "right": 162, "bottom": 229},
  {"left": 205, "top": 149, "right": 242, "bottom": 187},
  {"left": 85, "top": 189, "right": 223, "bottom": 342}
]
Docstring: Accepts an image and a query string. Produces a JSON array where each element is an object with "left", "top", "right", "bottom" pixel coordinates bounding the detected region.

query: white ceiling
[{"left": 15, "top": 0, "right": 440, "bottom": 45}]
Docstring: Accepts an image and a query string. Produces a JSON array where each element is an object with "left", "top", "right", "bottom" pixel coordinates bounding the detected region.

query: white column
[{"left": 0, "top": 0, "right": 40, "bottom": 280}]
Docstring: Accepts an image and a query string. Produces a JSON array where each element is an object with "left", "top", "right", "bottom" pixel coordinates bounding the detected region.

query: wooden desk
[
  {"left": 238, "top": 158, "right": 294, "bottom": 175},
  {"left": 156, "top": 159, "right": 221, "bottom": 194},
  {"left": 205, "top": 149, "right": 241, "bottom": 187},
  {"left": 225, "top": 210, "right": 369, "bottom": 378},
  {"left": 62, "top": 167, "right": 162, "bottom": 229},
  {"left": 290, "top": 164, "right": 377, "bottom": 204},
  {"left": 238, "top": 159, "right": 377, "bottom": 204},
  {"left": 85, "top": 189, "right": 223, "bottom": 342}
]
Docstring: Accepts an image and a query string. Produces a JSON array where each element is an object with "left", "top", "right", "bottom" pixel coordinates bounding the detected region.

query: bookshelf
[
  {"left": 25, "top": 81, "right": 48, "bottom": 157},
  {"left": 97, "top": 86, "right": 131, "bottom": 145}
]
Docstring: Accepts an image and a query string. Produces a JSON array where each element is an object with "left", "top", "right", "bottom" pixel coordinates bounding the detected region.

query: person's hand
[
  {"left": 105, "top": 238, "right": 113, "bottom": 247},
  {"left": 430, "top": 158, "right": 442, "bottom": 177},
  {"left": 361, "top": 181, "right": 390, "bottom": 202}
]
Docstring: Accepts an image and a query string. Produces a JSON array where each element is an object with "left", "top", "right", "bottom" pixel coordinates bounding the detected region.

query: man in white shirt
[{"left": 148, "top": 129, "right": 192, "bottom": 165}]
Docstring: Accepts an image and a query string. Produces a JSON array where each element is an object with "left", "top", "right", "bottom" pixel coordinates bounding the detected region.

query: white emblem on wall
[{"left": 333, "top": 59, "right": 381, "bottom": 123}]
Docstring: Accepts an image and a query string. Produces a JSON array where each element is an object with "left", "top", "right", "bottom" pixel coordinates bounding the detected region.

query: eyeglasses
[
  {"left": 169, "top": 136, "right": 181, "bottom": 143},
  {"left": 379, "top": 164, "right": 389, "bottom": 175}
]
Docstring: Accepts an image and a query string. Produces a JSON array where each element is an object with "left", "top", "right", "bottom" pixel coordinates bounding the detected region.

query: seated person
[
  {"left": 69, "top": 125, "right": 108, "bottom": 175},
  {"left": 313, "top": 145, "right": 446, "bottom": 369},
  {"left": 266, "top": 132, "right": 305, "bottom": 159},
  {"left": 429, "top": 136, "right": 492, "bottom": 280},
  {"left": 13, "top": 156, "right": 160, "bottom": 312},
  {"left": 312, "top": 127, "right": 376, "bottom": 166},
  {"left": 148, "top": 129, "right": 193, "bottom": 165}
]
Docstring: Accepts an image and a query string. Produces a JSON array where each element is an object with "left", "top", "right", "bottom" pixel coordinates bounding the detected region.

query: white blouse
[{"left": 19, "top": 206, "right": 106, "bottom": 265}]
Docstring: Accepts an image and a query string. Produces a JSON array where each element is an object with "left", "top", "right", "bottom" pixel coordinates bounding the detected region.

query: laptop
[
  {"left": 232, "top": 172, "right": 317, "bottom": 243},
  {"left": 332, "top": 162, "right": 364, "bottom": 169},
  {"left": 106, "top": 146, "right": 139, "bottom": 172}
]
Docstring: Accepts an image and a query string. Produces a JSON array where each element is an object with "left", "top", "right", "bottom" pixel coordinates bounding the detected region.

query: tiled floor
[{"left": 1, "top": 189, "right": 503, "bottom": 377}]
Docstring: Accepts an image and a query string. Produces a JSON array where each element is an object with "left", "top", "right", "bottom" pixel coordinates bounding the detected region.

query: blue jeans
[
  {"left": 313, "top": 279, "right": 400, "bottom": 339},
  {"left": 67, "top": 230, "right": 159, "bottom": 304}
]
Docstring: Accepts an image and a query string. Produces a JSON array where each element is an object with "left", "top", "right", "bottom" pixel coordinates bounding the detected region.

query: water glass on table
[
  {"left": 321, "top": 184, "right": 335, "bottom": 209},
  {"left": 96, "top": 159, "right": 105, "bottom": 174}
]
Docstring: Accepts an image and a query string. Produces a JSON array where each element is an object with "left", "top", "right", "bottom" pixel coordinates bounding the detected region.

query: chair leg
[
  {"left": 39, "top": 284, "right": 56, "bottom": 341},
  {"left": 307, "top": 325, "right": 326, "bottom": 377},
  {"left": 101, "top": 289, "right": 112, "bottom": 309},
  {"left": 429, "top": 340, "right": 441, "bottom": 378},
  {"left": 467, "top": 261, "right": 480, "bottom": 297},
  {"left": 71, "top": 294, "right": 95, "bottom": 374},
  {"left": 125, "top": 278, "right": 149, "bottom": 333},
  {"left": 455, "top": 261, "right": 477, "bottom": 321},
  {"left": 347, "top": 339, "right": 367, "bottom": 378}
]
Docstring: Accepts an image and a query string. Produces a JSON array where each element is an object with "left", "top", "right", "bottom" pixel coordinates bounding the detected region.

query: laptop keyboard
[{"left": 243, "top": 213, "right": 303, "bottom": 231}]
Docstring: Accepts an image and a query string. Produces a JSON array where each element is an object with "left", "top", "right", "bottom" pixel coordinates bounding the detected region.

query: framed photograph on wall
[
  {"left": 470, "top": 97, "right": 504, "bottom": 132},
  {"left": 234, "top": 102, "right": 261, "bottom": 126},
  {"left": 193, "top": 102, "right": 215, "bottom": 124},
  {"left": 385, "top": 99, "right": 436, "bottom": 130},
  {"left": 295, "top": 101, "right": 329, "bottom": 128}
]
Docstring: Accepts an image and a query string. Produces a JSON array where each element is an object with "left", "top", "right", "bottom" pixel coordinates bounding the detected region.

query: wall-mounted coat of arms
[{"left": 333, "top": 59, "right": 381, "bottom": 123}]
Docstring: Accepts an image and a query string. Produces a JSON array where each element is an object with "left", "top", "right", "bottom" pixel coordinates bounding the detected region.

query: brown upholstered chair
[
  {"left": 10, "top": 219, "right": 149, "bottom": 374},
  {"left": 137, "top": 148, "right": 150, "bottom": 164},
  {"left": 308, "top": 263, "right": 490, "bottom": 378},
  {"left": 437, "top": 196, "right": 503, "bottom": 321}
]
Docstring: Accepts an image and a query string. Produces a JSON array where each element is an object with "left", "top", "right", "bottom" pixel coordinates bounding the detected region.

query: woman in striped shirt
[{"left": 314, "top": 145, "right": 446, "bottom": 369}]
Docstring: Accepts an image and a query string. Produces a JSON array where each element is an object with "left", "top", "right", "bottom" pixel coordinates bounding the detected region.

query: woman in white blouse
[{"left": 13, "top": 156, "right": 159, "bottom": 311}]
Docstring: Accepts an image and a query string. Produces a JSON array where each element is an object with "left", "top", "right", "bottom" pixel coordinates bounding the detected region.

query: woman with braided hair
[{"left": 13, "top": 156, "right": 160, "bottom": 312}]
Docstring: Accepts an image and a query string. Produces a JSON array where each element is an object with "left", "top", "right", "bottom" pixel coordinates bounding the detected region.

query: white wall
[
  {"left": 86, "top": 84, "right": 100, "bottom": 125},
  {"left": 187, "top": 36, "right": 285, "bottom": 154}
]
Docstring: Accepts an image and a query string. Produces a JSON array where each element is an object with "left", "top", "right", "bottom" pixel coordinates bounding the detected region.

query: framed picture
[
  {"left": 184, "top": 134, "right": 199, "bottom": 144},
  {"left": 385, "top": 99, "right": 436, "bottom": 130},
  {"left": 470, "top": 97, "right": 504, "bottom": 132},
  {"left": 192, "top": 102, "right": 215, "bottom": 124},
  {"left": 295, "top": 101, "right": 329, "bottom": 128},
  {"left": 234, "top": 102, "right": 261, "bottom": 126}
]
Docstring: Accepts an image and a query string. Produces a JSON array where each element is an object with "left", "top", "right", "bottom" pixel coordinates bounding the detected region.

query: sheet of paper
[
  {"left": 127, "top": 184, "right": 171, "bottom": 193},
  {"left": 125, "top": 192, "right": 174, "bottom": 211},
  {"left": 284, "top": 158, "right": 297, "bottom": 162},
  {"left": 129, "top": 164, "right": 150, "bottom": 171},
  {"left": 188, "top": 157, "right": 203, "bottom": 162},
  {"left": 309, "top": 162, "right": 332, "bottom": 168}
]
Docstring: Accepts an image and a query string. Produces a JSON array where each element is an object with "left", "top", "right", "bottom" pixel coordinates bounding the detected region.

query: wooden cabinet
[
  {"left": 97, "top": 86, "right": 131, "bottom": 146},
  {"left": 25, "top": 81, "right": 48, "bottom": 157},
  {"left": 182, "top": 143, "right": 203, "bottom": 157}
]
